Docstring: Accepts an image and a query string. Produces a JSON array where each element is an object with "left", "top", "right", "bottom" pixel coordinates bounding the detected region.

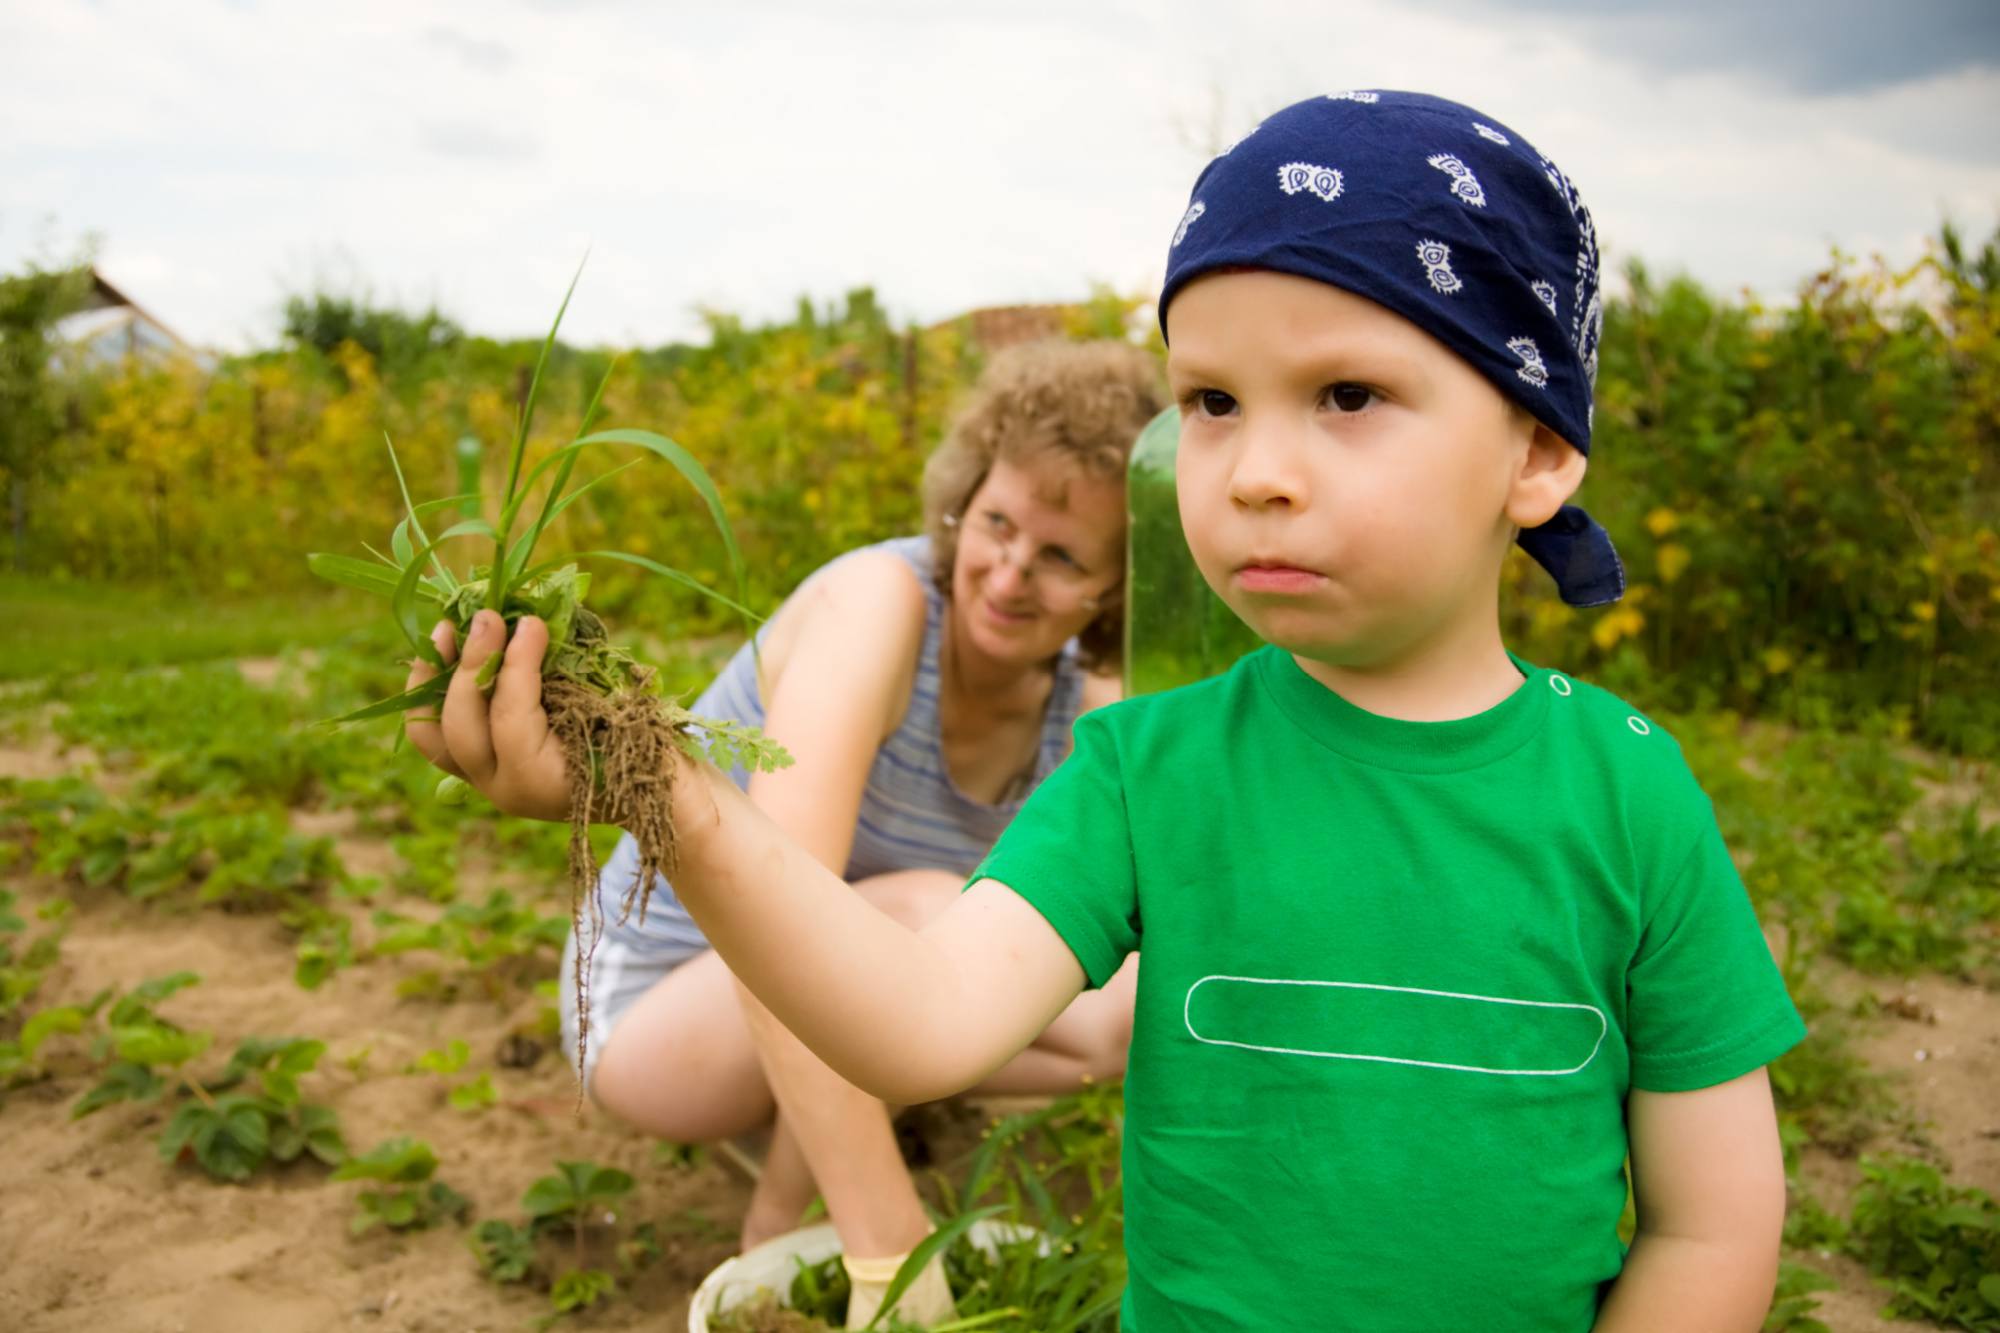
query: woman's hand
[{"left": 404, "top": 610, "right": 574, "bottom": 823}]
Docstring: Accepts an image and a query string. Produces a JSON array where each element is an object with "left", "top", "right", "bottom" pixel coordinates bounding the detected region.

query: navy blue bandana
[{"left": 1159, "top": 89, "right": 1625, "bottom": 608}]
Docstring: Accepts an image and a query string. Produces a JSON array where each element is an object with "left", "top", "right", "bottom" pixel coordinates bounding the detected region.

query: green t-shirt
[{"left": 970, "top": 645, "right": 1805, "bottom": 1332}]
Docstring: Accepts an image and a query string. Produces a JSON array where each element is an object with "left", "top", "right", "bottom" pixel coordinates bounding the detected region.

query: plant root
[{"left": 544, "top": 673, "right": 684, "bottom": 1103}]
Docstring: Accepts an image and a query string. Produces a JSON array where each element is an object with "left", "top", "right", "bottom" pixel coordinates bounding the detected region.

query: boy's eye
[
  {"left": 1191, "top": 389, "right": 1237, "bottom": 418},
  {"left": 1325, "top": 382, "right": 1376, "bottom": 413}
]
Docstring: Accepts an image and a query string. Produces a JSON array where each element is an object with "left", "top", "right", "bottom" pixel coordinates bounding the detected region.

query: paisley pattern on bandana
[
  {"left": 1416, "top": 240, "right": 1463, "bottom": 295},
  {"left": 1278, "top": 162, "right": 1344, "bottom": 203},
  {"left": 1326, "top": 90, "right": 1380, "bottom": 103},
  {"left": 1473, "top": 122, "right": 1510, "bottom": 145},
  {"left": 1427, "top": 153, "right": 1487, "bottom": 208},
  {"left": 1532, "top": 280, "right": 1559, "bottom": 317},
  {"left": 1508, "top": 336, "right": 1550, "bottom": 389},
  {"left": 1173, "top": 200, "right": 1207, "bottom": 248}
]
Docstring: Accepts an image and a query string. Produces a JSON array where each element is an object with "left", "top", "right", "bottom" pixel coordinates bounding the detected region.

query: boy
[{"left": 410, "top": 91, "right": 1804, "bottom": 1330}]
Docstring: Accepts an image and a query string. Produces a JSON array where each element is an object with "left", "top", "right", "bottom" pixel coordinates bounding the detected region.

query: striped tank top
[{"left": 589, "top": 534, "right": 1090, "bottom": 955}]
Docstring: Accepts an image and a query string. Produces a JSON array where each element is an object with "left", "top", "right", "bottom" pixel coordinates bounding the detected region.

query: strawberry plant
[
  {"left": 333, "top": 1136, "right": 470, "bottom": 1235},
  {"left": 371, "top": 889, "right": 567, "bottom": 1003},
  {"left": 468, "top": 1159, "right": 643, "bottom": 1320},
  {"left": 70, "top": 973, "right": 348, "bottom": 1182},
  {"left": 1847, "top": 1156, "right": 2000, "bottom": 1329}
]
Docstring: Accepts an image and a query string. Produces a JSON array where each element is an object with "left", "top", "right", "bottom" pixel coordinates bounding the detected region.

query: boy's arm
[
  {"left": 1592, "top": 1067, "right": 1786, "bottom": 1332},
  {"left": 408, "top": 611, "right": 1088, "bottom": 1104},
  {"left": 674, "top": 758, "right": 1089, "bottom": 1102}
]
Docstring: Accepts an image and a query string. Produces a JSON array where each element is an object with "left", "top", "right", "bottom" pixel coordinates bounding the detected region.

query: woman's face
[{"left": 949, "top": 452, "right": 1127, "bottom": 668}]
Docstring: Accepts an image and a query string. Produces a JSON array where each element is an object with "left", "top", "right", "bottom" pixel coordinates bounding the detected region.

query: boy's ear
[{"left": 1505, "top": 421, "right": 1588, "bottom": 530}]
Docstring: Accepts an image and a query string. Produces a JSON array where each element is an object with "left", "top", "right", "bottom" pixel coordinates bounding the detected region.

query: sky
[{"left": 2, "top": 0, "right": 1996, "bottom": 352}]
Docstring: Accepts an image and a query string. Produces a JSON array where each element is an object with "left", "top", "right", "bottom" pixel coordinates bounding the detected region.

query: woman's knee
[
  {"left": 851, "top": 868, "right": 963, "bottom": 929},
  {"left": 584, "top": 952, "right": 775, "bottom": 1143}
]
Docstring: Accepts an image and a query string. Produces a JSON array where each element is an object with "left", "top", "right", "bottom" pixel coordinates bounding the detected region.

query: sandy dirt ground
[{"left": 1, "top": 722, "right": 1994, "bottom": 1332}]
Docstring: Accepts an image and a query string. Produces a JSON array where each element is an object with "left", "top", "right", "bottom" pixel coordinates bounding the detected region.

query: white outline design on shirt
[
  {"left": 1183, "top": 975, "right": 1609, "bottom": 1077},
  {"left": 1277, "top": 161, "right": 1344, "bottom": 203},
  {"left": 1415, "top": 239, "right": 1463, "bottom": 295}
]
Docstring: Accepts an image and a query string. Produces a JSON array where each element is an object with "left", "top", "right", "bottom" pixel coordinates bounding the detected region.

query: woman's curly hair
[{"left": 920, "top": 339, "right": 1166, "bottom": 673}]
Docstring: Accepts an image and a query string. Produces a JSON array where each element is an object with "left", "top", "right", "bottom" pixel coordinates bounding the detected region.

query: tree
[{"left": 0, "top": 257, "right": 93, "bottom": 571}]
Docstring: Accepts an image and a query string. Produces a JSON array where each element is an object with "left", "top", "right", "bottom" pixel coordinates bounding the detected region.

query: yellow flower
[
  {"left": 1656, "top": 543, "right": 1691, "bottom": 585},
  {"left": 1911, "top": 601, "right": 1936, "bottom": 622},
  {"left": 1591, "top": 605, "right": 1646, "bottom": 651},
  {"left": 1761, "top": 647, "right": 1794, "bottom": 676},
  {"left": 1644, "top": 507, "right": 1679, "bottom": 538}
]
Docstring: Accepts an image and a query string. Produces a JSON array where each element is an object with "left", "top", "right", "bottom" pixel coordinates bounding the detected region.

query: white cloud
[{"left": 1, "top": 0, "right": 1993, "bottom": 351}]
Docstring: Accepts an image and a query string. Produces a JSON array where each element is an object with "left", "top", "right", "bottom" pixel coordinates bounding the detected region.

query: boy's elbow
[{"left": 821, "top": 1023, "right": 988, "bottom": 1107}]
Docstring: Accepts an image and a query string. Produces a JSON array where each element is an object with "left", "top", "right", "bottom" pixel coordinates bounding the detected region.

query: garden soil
[{"left": 0, "top": 725, "right": 1993, "bottom": 1332}]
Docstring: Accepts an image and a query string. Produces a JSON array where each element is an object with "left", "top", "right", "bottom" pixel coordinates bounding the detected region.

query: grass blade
[
  {"left": 528, "top": 550, "right": 762, "bottom": 622},
  {"left": 385, "top": 434, "right": 460, "bottom": 596},
  {"left": 863, "top": 1206, "right": 1004, "bottom": 1331},
  {"left": 562, "top": 428, "right": 756, "bottom": 637},
  {"left": 502, "top": 255, "right": 587, "bottom": 512},
  {"left": 307, "top": 553, "right": 414, "bottom": 600},
  {"left": 392, "top": 519, "right": 499, "bottom": 659},
  {"left": 326, "top": 672, "right": 451, "bottom": 725}
]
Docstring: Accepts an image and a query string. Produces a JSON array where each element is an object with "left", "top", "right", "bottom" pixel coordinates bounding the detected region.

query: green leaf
[
  {"left": 325, "top": 671, "right": 449, "bottom": 725},
  {"left": 306, "top": 552, "right": 406, "bottom": 599},
  {"left": 501, "top": 256, "right": 589, "bottom": 521},
  {"left": 550, "top": 1268, "right": 615, "bottom": 1313},
  {"left": 392, "top": 519, "right": 498, "bottom": 661},
  {"left": 385, "top": 433, "right": 459, "bottom": 596},
  {"left": 191, "top": 1097, "right": 272, "bottom": 1181},
  {"left": 863, "top": 1206, "right": 1004, "bottom": 1331},
  {"left": 1978, "top": 1273, "right": 2000, "bottom": 1307},
  {"left": 426, "top": 1179, "right": 471, "bottom": 1223},
  {"left": 297, "top": 1102, "right": 348, "bottom": 1166},
  {"left": 333, "top": 1136, "right": 439, "bottom": 1184},
  {"left": 20, "top": 1005, "right": 87, "bottom": 1061},
  {"left": 107, "top": 971, "right": 200, "bottom": 1026},
  {"left": 73, "top": 1061, "right": 165, "bottom": 1117},
  {"left": 537, "top": 549, "right": 760, "bottom": 622},
  {"left": 448, "top": 1071, "right": 496, "bottom": 1112},
  {"left": 158, "top": 1101, "right": 213, "bottom": 1163},
  {"left": 470, "top": 1219, "right": 536, "bottom": 1283},
  {"left": 567, "top": 425, "right": 756, "bottom": 633},
  {"left": 110, "top": 1022, "right": 212, "bottom": 1069},
  {"left": 412, "top": 1038, "right": 471, "bottom": 1075}
]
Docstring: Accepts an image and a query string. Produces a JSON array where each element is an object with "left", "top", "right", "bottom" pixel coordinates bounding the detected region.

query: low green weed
[
  {"left": 1846, "top": 1156, "right": 2000, "bottom": 1330},
  {"left": 1763, "top": 1262, "right": 1837, "bottom": 1333},
  {"left": 333, "top": 1136, "right": 470, "bottom": 1235},
  {"left": 726, "top": 1085, "right": 1129, "bottom": 1331},
  {"left": 372, "top": 890, "right": 567, "bottom": 1003},
  {"left": 0, "top": 888, "right": 65, "bottom": 1020},
  {"left": 468, "top": 1159, "right": 645, "bottom": 1321},
  {"left": 68, "top": 973, "right": 348, "bottom": 1182}
]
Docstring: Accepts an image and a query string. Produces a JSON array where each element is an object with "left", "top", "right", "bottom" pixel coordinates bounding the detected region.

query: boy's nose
[{"left": 1228, "top": 423, "right": 1307, "bottom": 510}]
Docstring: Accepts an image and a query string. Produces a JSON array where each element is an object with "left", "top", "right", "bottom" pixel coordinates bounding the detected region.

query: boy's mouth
[{"left": 1235, "top": 562, "right": 1324, "bottom": 594}]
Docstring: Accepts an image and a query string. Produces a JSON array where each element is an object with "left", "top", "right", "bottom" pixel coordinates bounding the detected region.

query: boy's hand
[{"left": 404, "top": 611, "right": 574, "bottom": 823}]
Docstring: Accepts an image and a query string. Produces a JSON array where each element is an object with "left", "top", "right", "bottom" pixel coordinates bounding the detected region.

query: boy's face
[{"left": 1166, "top": 268, "right": 1575, "bottom": 672}]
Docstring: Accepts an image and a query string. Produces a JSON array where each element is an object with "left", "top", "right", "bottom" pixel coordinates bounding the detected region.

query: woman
[{"left": 559, "top": 339, "right": 1159, "bottom": 1325}]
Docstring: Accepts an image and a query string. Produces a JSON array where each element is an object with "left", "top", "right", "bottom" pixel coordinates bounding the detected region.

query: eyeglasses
[{"left": 945, "top": 509, "right": 1116, "bottom": 613}]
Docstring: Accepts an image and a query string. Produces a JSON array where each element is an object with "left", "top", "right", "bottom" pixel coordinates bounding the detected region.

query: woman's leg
[{"left": 584, "top": 869, "right": 1137, "bottom": 1252}]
